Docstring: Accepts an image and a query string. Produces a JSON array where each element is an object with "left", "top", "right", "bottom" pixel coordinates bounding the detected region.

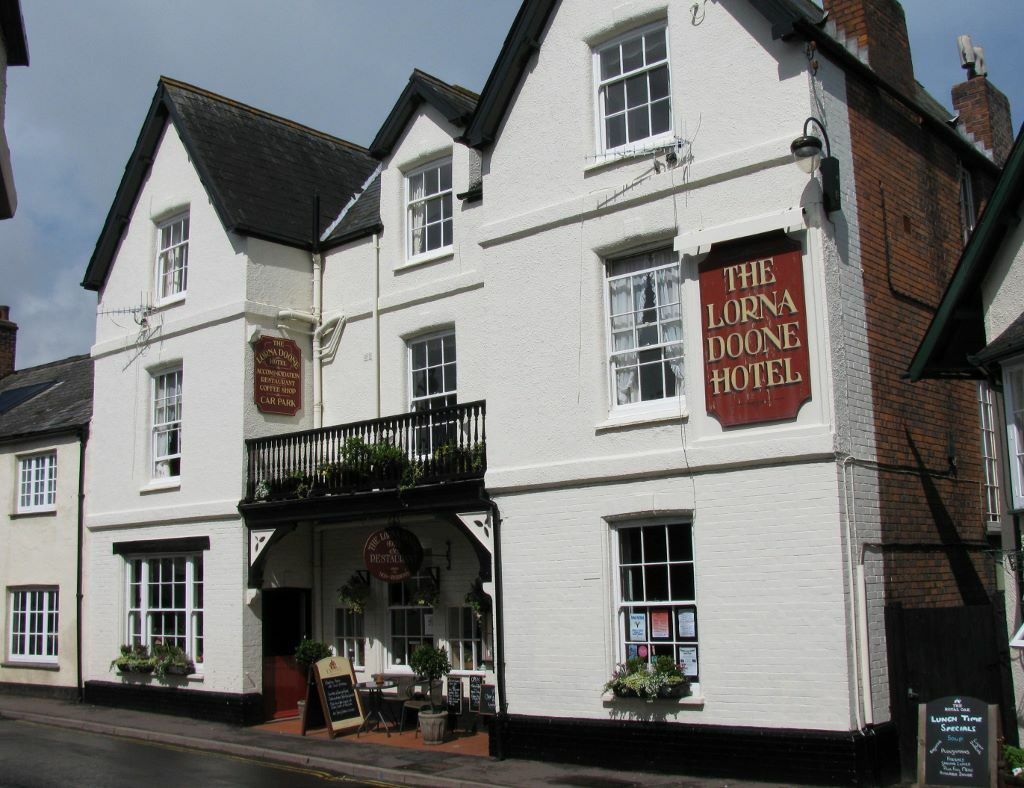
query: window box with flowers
[{"left": 604, "top": 656, "right": 690, "bottom": 702}]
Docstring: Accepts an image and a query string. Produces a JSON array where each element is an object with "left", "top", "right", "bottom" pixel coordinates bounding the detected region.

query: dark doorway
[
  {"left": 886, "top": 602, "right": 1015, "bottom": 780},
  {"left": 262, "top": 587, "right": 312, "bottom": 720}
]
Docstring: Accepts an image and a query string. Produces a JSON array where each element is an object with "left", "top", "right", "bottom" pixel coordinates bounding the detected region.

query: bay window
[{"left": 126, "top": 554, "right": 203, "bottom": 665}]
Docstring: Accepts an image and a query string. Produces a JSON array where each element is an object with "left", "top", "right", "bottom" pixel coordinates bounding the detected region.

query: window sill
[
  {"left": 397, "top": 248, "right": 454, "bottom": 272},
  {"left": 140, "top": 478, "right": 181, "bottom": 495},
  {"left": 114, "top": 671, "right": 203, "bottom": 683},
  {"left": 601, "top": 691, "right": 704, "bottom": 709},
  {"left": 10, "top": 509, "right": 57, "bottom": 519},
  {"left": 595, "top": 406, "right": 688, "bottom": 433},
  {"left": 154, "top": 293, "right": 186, "bottom": 310},
  {"left": 585, "top": 136, "right": 679, "bottom": 175},
  {"left": 2, "top": 661, "right": 60, "bottom": 670}
]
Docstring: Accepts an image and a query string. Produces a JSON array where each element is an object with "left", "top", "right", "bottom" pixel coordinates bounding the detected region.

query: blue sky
[{"left": 2, "top": 0, "right": 1022, "bottom": 369}]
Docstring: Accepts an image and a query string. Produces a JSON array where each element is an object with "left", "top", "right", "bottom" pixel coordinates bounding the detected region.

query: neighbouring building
[
  {"left": 77, "top": 0, "right": 1014, "bottom": 783},
  {"left": 0, "top": 0, "right": 28, "bottom": 218},
  {"left": 909, "top": 121, "right": 1024, "bottom": 744},
  {"left": 0, "top": 307, "right": 92, "bottom": 699}
]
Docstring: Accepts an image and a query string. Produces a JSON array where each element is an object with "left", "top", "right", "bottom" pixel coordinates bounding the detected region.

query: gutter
[{"left": 480, "top": 494, "right": 507, "bottom": 759}]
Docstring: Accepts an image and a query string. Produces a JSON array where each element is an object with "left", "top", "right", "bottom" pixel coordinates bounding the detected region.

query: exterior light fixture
[{"left": 791, "top": 117, "right": 841, "bottom": 215}]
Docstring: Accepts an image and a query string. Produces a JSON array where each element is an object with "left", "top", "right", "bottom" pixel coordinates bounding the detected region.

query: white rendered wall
[
  {"left": 982, "top": 215, "right": 1024, "bottom": 342},
  {"left": 0, "top": 434, "right": 82, "bottom": 688}
]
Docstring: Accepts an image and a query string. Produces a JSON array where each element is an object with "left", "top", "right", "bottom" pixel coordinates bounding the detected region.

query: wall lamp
[{"left": 791, "top": 117, "right": 841, "bottom": 215}]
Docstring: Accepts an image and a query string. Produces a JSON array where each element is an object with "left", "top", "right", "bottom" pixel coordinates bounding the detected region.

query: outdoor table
[{"left": 356, "top": 680, "right": 397, "bottom": 736}]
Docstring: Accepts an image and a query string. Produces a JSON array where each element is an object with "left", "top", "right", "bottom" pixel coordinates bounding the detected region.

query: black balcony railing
[{"left": 244, "top": 400, "right": 486, "bottom": 502}]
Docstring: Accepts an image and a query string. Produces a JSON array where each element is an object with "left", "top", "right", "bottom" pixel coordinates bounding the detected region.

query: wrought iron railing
[{"left": 244, "top": 401, "right": 486, "bottom": 502}]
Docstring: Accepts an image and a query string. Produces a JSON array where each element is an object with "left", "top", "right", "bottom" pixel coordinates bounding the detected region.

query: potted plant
[
  {"left": 464, "top": 578, "right": 491, "bottom": 619},
  {"left": 111, "top": 644, "right": 155, "bottom": 675},
  {"left": 152, "top": 642, "right": 195, "bottom": 678},
  {"left": 294, "top": 639, "right": 333, "bottom": 677},
  {"left": 337, "top": 573, "right": 371, "bottom": 613},
  {"left": 408, "top": 644, "right": 452, "bottom": 744},
  {"left": 653, "top": 655, "right": 690, "bottom": 698}
]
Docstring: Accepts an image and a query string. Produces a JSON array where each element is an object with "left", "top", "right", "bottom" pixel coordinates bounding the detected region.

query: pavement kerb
[{"left": 1, "top": 708, "right": 498, "bottom": 788}]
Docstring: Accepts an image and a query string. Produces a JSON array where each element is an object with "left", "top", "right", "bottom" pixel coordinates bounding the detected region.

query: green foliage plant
[
  {"left": 294, "top": 639, "right": 333, "bottom": 672},
  {"left": 408, "top": 644, "right": 452, "bottom": 713}
]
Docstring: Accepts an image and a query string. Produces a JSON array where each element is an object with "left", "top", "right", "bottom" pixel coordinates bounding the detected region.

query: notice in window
[
  {"left": 678, "top": 646, "right": 698, "bottom": 677},
  {"left": 677, "top": 609, "right": 696, "bottom": 638},
  {"left": 629, "top": 613, "right": 646, "bottom": 642},
  {"left": 651, "top": 610, "right": 670, "bottom": 639},
  {"left": 424, "top": 613, "right": 434, "bottom": 636}
]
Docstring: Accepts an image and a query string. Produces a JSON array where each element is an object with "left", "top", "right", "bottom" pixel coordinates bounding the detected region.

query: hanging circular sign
[{"left": 363, "top": 527, "right": 424, "bottom": 582}]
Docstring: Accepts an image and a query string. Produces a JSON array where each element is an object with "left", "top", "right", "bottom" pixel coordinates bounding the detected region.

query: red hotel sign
[
  {"left": 363, "top": 527, "right": 424, "bottom": 582},
  {"left": 254, "top": 336, "right": 302, "bottom": 416},
  {"left": 699, "top": 237, "right": 811, "bottom": 427}
]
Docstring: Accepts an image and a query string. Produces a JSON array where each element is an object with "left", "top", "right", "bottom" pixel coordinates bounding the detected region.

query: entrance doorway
[{"left": 262, "top": 587, "right": 311, "bottom": 720}]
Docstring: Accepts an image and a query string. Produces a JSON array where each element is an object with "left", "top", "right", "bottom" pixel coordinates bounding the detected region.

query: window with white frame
[
  {"left": 8, "top": 588, "right": 59, "bottom": 663},
  {"left": 335, "top": 608, "right": 366, "bottom": 668},
  {"left": 978, "top": 381, "right": 1002, "bottom": 524},
  {"left": 126, "top": 554, "right": 203, "bottom": 665},
  {"left": 447, "top": 607, "right": 484, "bottom": 672},
  {"left": 606, "top": 249, "right": 683, "bottom": 408},
  {"left": 1004, "top": 363, "right": 1024, "bottom": 510},
  {"left": 406, "top": 159, "right": 452, "bottom": 259},
  {"left": 156, "top": 213, "right": 189, "bottom": 302},
  {"left": 595, "top": 24, "right": 672, "bottom": 153},
  {"left": 152, "top": 369, "right": 182, "bottom": 479},
  {"left": 17, "top": 452, "right": 57, "bottom": 513},
  {"left": 615, "top": 521, "right": 698, "bottom": 680},
  {"left": 409, "top": 332, "right": 457, "bottom": 454},
  {"left": 388, "top": 573, "right": 435, "bottom": 667}
]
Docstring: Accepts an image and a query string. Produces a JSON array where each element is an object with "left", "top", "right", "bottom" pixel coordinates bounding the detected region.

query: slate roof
[
  {"left": 83, "top": 78, "right": 377, "bottom": 291},
  {"left": 324, "top": 173, "right": 382, "bottom": 248},
  {"left": 908, "top": 123, "right": 1024, "bottom": 380},
  {"left": 0, "top": 354, "right": 92, "bottom": 442}
]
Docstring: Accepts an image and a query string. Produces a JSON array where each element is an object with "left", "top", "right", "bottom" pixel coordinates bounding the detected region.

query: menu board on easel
[
  {"left": 301, "top": 655, "right": 364, "bottom": 738},
  {"left": 469, "top": 675, "right": 483, "bottom": 712}
]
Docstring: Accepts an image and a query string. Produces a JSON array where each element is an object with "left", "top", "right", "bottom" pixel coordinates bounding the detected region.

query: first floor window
[
  {"left": 388, "top": 573, "right": 435, "bottom": 666},
  {"left": 615, "top": 521, "right": 698, "bottom": 680},
  {"left": 409, "top": 332, "right": 457, "bottom": 455},
  {"left": 447, "top": 607, "right": 484, "bottom": 671},
  {"left": 606, "top": 249, "right": 683, "bottom": 407},
  {"left": 157, "top": 212, "right": 189, "bottom": 301},
  {"left": 1005, "top": 364, "right": 1024, "bottom": 510},
  {"left": 127, "top": 554, "right": 203, "bottom": 664},
  {"left": 596, "top": 24, "right": 671, "bottom": 152},
  {"left": 335, "top": 608, "right": 366, "bottom": 668},
  {"left": 18, "top": 452, "right": 57, "bottom": 513},
  {"left": 8, "top": 588, "right": 59, "bottom": 663},
  {"left": 407, "top": 159, "right": 452, "bottom": 259},
  {"left": 978, "top": 381, "right": 1002, "bottom": 524},
  {"left": 153, "top": 369, "right": 182, "bottom": 479}
]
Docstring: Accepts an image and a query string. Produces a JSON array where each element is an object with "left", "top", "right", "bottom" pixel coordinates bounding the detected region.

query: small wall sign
[
  {"left": 918, "top": 696, "right": 996, "bottom": 787},
  {"left": 362, "top": 527, "right": 424, "bottom": 582},
  {"left": 254, "top": 336, "right": 302, "bottom": 416},
  {"left": 699, "top": 235, "right": 811, "bottom": 427}
]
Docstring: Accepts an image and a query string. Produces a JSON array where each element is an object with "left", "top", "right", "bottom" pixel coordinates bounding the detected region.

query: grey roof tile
[{"left": 0, "top": 354, "right": 92, "bottom": 441}]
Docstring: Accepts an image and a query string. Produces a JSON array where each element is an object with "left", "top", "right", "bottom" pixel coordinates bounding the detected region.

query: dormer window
[
  {"left": 595, "top": 25, "right": 672, "bottom": 153},
  {"left": 156, "top": 212, "right": 189, "bottom": 303},
  {"left": 407, "top": 159, "right": 452, "bottom": 260}
]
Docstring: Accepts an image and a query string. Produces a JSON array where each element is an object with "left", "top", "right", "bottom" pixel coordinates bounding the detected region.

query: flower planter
[
  {"left": 418, "top": 708, "right": 447, "bottom": 744},
  {"left": 658, "top": 683, "right": 690, "bottom": 699}
]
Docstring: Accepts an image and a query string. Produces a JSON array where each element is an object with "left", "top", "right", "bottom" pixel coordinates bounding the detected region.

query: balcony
[{"left": 244, "top": 400, "right": 486, "bottom": 504}]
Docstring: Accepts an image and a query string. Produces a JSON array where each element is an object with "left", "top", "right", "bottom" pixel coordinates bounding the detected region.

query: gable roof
[
  {"left": 0, "top": 354, "right": 92, "bottom": 442},
  {"left": 82, "top": 78, "right": 376, "bottom": 291},
  {"left": 908, "top": 123, "right": 1024, "bottom": 381},
  {"left": 0, "top": 0, "right": 29, "bottom": 67},
  {"left": 368, "top": 70, "right": 479, "bottom": 159}
]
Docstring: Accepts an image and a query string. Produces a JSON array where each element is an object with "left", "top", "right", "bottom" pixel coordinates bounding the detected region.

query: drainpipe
[
  {"left": 481, "top": 495, "right": 507, "bottom": 759},
  {"left": 373, "top": 233, "right": 381, "bottom": 419},
  {"left": 76, "top": 423, "right": 89, "bottom": 702}
]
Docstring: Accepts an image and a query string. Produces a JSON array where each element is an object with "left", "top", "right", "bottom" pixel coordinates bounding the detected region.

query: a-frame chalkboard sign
[{"left": 301, "top": 655, "right": 365, "bottom": 738}]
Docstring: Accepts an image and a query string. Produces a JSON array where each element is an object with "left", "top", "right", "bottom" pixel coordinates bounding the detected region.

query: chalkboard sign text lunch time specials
[
  {"left": 919, "top": 696, "right": 996, "bottom": 787},
  {"left": 302, "top": 655, "right": 364, "bottom": 738}
]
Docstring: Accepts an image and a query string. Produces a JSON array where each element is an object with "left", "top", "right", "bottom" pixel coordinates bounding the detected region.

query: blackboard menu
[
  {"left": 480, "top": 683, "right": 497, "bottom": 716},
  {"left": 447, "top": 677, "right": 463, "bottom": 713},
  {"left": 920, "top": 696, "right": 994, "bottom": 787},
  {"left": 303, "top": 656, "right": 364, "bottom": 738},
  {"left": 323, "top": 674, "right": 359, "bottom": 724},
  {"left": 469, "top": 675, "right": 483, "bottom": 712}
]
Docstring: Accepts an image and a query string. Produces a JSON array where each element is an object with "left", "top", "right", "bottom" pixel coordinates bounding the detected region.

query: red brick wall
[
  {"left": 844, "top": 79, "right": 998, "bottom": 607},
  {"left": 952, "top": 76, "right": 1014, "bottom": 166},
  {"left": 0, "top": 305, "right": 16, "bottom": 378},
  {"left": 825, "top": 0, "right": 915, "bottom": 94}
]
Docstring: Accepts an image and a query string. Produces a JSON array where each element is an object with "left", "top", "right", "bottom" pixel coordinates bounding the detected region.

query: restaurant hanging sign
[
  {"left": 363, "top": 527, "right": 424, "bottom": 582},
  {"left": 254, "top": 336, "right": 302, "bottom": 416},
  {"left": 699, "top": 235, "right": 811, "bottom": 427}
]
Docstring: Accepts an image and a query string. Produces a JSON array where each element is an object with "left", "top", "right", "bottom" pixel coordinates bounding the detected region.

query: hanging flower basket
[{"left": 337, "top": 573, "right": 371, "bottom": 614}]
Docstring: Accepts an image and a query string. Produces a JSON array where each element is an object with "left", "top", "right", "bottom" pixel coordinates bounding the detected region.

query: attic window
[
  {"left": 407, "top": 159, "right": 452, "bottom": 260},
  {"left": 156, "top": 212, "right": 189, "bottom": 303}
]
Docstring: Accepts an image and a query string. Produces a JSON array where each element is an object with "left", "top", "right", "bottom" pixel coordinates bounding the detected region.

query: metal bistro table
[{"left": 356, "top": 680, "right": 397, "bottom": 736}]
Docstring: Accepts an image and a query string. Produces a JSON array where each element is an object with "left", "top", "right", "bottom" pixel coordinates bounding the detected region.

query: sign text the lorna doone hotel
[
  {"left": 254, "top": 336, "right": 302, "bottom": 416},
  {"left": 699, "top": 238, "right": 811, "bottom": 427}
]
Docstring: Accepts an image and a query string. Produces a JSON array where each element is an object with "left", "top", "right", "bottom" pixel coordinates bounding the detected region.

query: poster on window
[
  {"left": 629, "top": 613, "right": 646, "bottom": 641},
  {"left": 677, "top": 609, "right": 696, "bottom": 638},
  {"left": 424, "top": 613, "right": 434, "bottom": 636},
  {"left": 699, "top": 235, "right": 811, "bottom": 427},
  {"left": 627, "top": 644, "right": 639, "bottom": 659},
  {"left": 678, "top": 647, "right": 698, "bottom": 677},
  {"left": 651, "top": 610, "right": 670, "bottom": 639}
]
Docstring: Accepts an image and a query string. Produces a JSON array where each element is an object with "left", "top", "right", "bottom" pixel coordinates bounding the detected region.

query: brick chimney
[
  {"left": 951, "top": 37, "right": 1013, "bottom": 166},
  {"left": 0, "top": 305, "right": 16, "bottom": 379},
  {"left": 823, "top": 0, "right": 915, "bottom": 95}
]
